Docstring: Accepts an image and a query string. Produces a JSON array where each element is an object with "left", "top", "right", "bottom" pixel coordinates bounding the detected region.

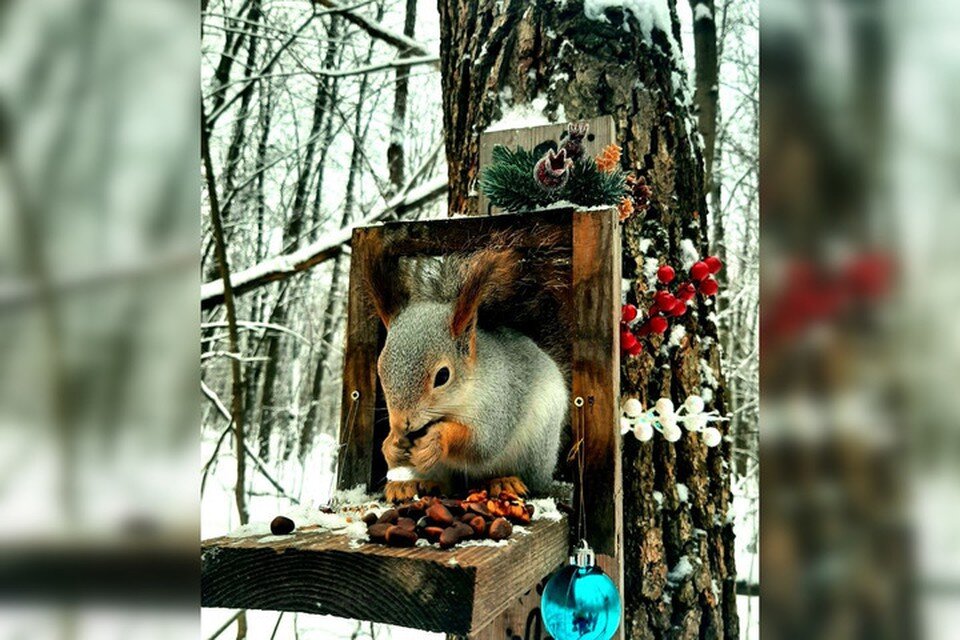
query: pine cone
[
  {"left": 595, "top": 144, "right": 622, "bottom": 172},
  {"left": 560, "top": 122, "right": 589, "bottom": 161},
  {"left": 533, "top": 148, "right": 573, "bottom": 191}
]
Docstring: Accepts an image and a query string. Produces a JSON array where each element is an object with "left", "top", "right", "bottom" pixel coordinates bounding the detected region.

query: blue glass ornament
[{"left": 541, "top": 541, "right": 622, "bottom": 640}]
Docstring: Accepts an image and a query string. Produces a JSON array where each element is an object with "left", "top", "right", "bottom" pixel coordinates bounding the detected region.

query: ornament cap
[{"left": 570, "top": 539, "right": 596, "bottom": 568}]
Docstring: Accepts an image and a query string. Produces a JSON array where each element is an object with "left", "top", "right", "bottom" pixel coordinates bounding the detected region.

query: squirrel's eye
[{"left": 433, "top": 366, "right": 450, "bottom": 388}]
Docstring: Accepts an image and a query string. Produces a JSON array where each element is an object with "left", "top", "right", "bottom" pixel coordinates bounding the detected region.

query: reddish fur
[
  {"left": 362, "top": 244, "right": 408, "bottom": 327},
  {"left": 450, "top": 248, "right": 521, "bottom": 338},
  {"left": 440, "top": 421, "right": 474, "bottom": 461}
]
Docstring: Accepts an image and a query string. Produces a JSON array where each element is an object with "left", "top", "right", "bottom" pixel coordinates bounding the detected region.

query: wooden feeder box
[{"left": 202, "top": 118, "right": 624, "bottom": 639}]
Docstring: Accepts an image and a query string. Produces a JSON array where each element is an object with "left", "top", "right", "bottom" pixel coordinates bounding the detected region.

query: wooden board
[
  {"left": 337, "top": 226, "right": 385, "bottom": 491},
  {"left": 201, "top": 516, "right": 568, "bottom": 636},
  {"left": 478, "top": 116, "right": 617, "bottom": 216},
  {"left": 571, "top": 208, "right": 622, "bottom": 559},
  {"left": 571, "top": 207, "right": 624, "bottom": 640}
]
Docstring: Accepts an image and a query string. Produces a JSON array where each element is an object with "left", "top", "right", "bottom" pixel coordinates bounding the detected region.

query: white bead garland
[{"left": 619, "top": 394, "right": 727, "bottom": 448}]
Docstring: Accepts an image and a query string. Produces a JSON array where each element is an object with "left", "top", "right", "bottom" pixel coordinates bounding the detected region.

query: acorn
[{"left": 270, "top": 516, "right": 295, "bottom": 535}]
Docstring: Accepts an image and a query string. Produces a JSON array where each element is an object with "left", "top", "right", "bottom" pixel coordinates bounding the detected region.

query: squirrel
[{"left": 362, "top": 244, "right": 569, "bottom": 503}]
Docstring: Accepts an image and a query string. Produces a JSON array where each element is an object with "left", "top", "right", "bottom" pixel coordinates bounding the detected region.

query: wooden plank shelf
[{"left": 201, "top": 515, "right": 568, "bottom": 636}]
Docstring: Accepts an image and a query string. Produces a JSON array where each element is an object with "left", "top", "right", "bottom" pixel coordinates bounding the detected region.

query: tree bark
[{"left": 438, "top": 2, "right": 738, "bottom": 637}]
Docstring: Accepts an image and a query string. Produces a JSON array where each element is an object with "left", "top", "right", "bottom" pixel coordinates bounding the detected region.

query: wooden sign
[{"left": 477, "top": 115, "right": 617, "bottom": 216}]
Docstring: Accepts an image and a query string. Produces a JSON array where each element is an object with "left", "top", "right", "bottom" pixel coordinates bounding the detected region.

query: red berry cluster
[
  {"left": 761, "top": 253, "right": 893, "bottom": 347},
  {"left": 620, "top": 255, "right": 723, "bottom": 357}
]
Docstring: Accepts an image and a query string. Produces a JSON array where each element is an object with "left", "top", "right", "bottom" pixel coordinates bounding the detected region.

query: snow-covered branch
[
  {"left": 312, "top": 0, "right": 433, "bottom": 57},
  {"left": 201, "top": 176, "right": 446, "bottom": 309}
]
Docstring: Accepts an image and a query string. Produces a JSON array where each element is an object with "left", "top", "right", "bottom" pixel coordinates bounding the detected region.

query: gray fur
[{"left": 379, "top": 299, "right": 567, "bottom": 494}]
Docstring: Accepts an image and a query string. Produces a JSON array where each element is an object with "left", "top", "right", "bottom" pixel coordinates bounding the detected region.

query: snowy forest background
[{"left": 200, "top": 0, "right": 758, "bottom": 638}]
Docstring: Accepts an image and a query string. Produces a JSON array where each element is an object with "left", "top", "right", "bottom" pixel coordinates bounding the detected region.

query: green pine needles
[{"left": 478, "top": 142, "right": 629, "bottom": 212}]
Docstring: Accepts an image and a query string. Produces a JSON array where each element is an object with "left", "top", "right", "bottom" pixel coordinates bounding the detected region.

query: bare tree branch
[
  {"left": 311, "top": 0, "right": 433, "bottom": 57},
  {"left": 201, "top": 101, "right": 248, "bottom": 526},
  {"left": 201, "top": 174, "right": 446, "bottom": 309}
]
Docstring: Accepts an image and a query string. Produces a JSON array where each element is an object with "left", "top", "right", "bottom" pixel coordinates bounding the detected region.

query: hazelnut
[
  {"left": 441, "top": 499, "right": 465, "bottom": 515},
  {"left": 362, "top": 512, "right": 378, "bottom": 526},
  {"left": 396, "top": 517, "right": 416, "bottom": 532},
  {"left": 488, "top": 518, "right": 513, "bottom": 541},
  {"left": 385, "top": 525, "right": 418, "bottom": 547},
  {"left": 367, "top": 523, "right": 391, "bottom": 542},
  {"left": 422, "top": 526, "right": 445, "bottom": 542},
  {"left": 466, "top": 515, "right": 487, "bottom": 537},
  {"left": 376, "top": 508, "right": 399, "bottom": 525},
  {"left": 426, "top": 502, "right": 454, "bottom": 527},
  {"left": 453, "top": 521, "right": 474, "bottom": 540},
  {"left": 270, "top": 516, "right": 295, "bottom": 535},
  {"left": 439, "top": 526, "right": 461, "bottom": 549}
]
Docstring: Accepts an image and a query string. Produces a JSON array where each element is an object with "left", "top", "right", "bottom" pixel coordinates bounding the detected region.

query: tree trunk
[
  {"left": 386, "top": 0, "right": 418, "bottom": 195},
  {"left": 690, "top": 0, "right": 719, "bottom": 198},
  {"left": 438, "top": 2, "right": 738, "bottom": 638}
]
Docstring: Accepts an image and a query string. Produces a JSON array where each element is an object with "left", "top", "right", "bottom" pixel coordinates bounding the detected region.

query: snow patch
[
  {"left": 667, "top": 556, "right": 694, "bottom": 584},
  {"left": 676, "top": 483, "right": 689, "bottom": 503},
  {"left": 528, "top": 498, "right": 564, "bottom": 521},
  {"left": 700, "top": 358, "right": 718, "bottom": 388},
  {"left": 680, "top": 238, "right": 699, "bottom": 270},
  {"left": 693, "top": 3, "right": 713, "bottom": 22},
  {"left": 486, "top": 96, "right": 558, "bottom": 132},
  {"left": 668, "top": 324, "right": 687, "bottom": 347},
  {"left": 643, "top": 257, "right": 660, "bottom": 288}
]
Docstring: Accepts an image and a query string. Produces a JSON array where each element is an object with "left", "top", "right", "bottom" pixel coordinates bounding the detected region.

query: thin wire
[
  {"left": 332, "top": 391, "right": 360, "bottom": 502},
  {"left": 576, "top": 398, "right": 587, "bottom": 544}
]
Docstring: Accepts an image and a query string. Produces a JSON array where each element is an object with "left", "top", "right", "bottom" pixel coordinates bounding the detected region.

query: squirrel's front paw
[
  {"left": 384, "top": 480, "right": 440, "bottom": 503},
  {"left": 409, "top": 426, "right": 443, "bottom": 472},
  {"left": 487, "top": 476, "right": 529, "bottom": 498},
  {"left": 384, "top": 480, "right": 418, "bottom": 503}
]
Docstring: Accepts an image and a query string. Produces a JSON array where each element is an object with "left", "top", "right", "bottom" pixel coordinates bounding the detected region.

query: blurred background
[{"left": 0, "top": 0, "right": 957, "bottom": 638}]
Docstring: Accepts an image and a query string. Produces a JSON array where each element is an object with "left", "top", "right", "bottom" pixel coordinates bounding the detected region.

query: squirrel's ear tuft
[
  {"left": 361, "top": 242, "right": 408, "bottom": 328},
  {"left": 450, "top": 248, "right": 521, "bottom": 338}
]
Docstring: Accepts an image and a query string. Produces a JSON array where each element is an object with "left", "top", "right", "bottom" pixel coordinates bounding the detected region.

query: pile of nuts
[{"left": 363, "top": 490, "right": 534, "bottom": 549}]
